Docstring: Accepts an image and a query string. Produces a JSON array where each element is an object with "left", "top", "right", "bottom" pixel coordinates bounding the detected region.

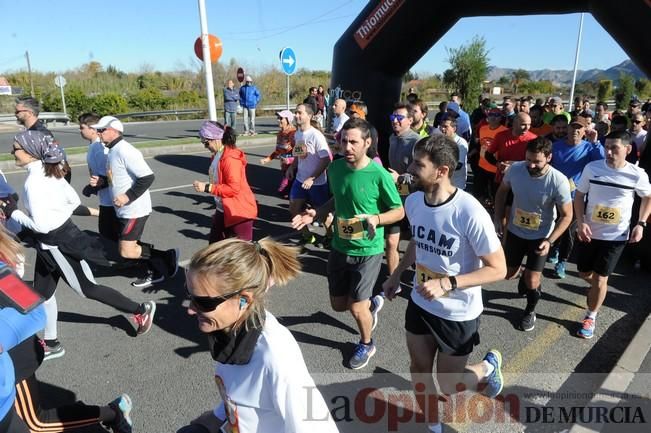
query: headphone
[{"left": 239, "top": 297, "right": 247, "bottom": 310}]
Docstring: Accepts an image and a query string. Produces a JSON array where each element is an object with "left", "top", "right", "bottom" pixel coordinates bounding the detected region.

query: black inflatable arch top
[{"left": 331, "top": 0, "right": 651, "bottom": 154}]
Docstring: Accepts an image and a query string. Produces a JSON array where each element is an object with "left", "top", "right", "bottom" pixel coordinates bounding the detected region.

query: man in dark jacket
[{"left": 223, "top": 80, "right": 239, "bottom": 129}]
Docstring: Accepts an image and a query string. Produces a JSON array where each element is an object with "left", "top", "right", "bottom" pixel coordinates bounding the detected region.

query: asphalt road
[
  {"left": 4, "top": 142, "right": 650, "bottom": 433},
  {"left": 0, "top": 116, "right": 280, "bottom": 149}
]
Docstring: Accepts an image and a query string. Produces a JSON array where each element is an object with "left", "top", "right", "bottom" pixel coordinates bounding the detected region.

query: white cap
[
  {"left": 245, "top": 75, "right": 253, "bottom": 82},
  {"left": 91, "top": 116, "right": 124, "bottom": 132}
]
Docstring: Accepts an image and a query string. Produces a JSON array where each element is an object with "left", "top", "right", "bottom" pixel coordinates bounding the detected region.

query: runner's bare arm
[{"left": 454, "top": 247, "right": 506, "bottom": 289}]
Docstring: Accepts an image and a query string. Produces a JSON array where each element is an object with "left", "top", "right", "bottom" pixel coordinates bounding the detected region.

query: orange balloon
[{"left": 194, "top": 34, "right": 223, "bottom": 63}]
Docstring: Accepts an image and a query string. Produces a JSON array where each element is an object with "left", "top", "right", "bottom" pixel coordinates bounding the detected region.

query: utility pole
[
  {"left": 197, "top": 0, "right": 217, "bottom": 121},
  {"left": 25, "top": 50, "right": 35, "bottom": 97}
]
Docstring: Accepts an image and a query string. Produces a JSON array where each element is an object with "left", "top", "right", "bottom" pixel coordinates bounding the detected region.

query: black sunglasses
[
  {"left": 185, "top": 285, "right": 242, "bottom": 312},
  {"left": 95, "top": 128, "right": 107, "bottom": 133}
]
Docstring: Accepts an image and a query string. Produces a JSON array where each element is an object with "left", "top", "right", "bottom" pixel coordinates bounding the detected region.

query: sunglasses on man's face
[
  {"left": 389, "top": 114, "right": 407, "bottom": 123},
  {"left": 201, "top": 139, "right": 211, "bottom": 147},
  {"left": 185, "top": 285, "right": 242, "bottom": 313}
]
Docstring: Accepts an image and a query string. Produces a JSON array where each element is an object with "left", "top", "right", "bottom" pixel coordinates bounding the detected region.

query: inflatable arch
[{"left": 330, "top": 0, "right": 651, "bottom": 155}]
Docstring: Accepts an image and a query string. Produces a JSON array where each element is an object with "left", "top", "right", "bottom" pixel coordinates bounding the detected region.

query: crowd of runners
[{"left": 1, "top": 92, "right": 651, "bottom": 433}]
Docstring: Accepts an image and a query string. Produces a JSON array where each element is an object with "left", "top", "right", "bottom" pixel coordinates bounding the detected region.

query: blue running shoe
[
  {"left": 482, "top": 350, "right": 504, "bottom": 398},
  {"left": 349, "top": 341, "right": 376, "bottom": 370},
  {"left": 553, "top": 261, "right": 566, "bottom": 279},
  {"left": 547, "top": 248, "right": 559, "bottom": 265},
  {"left": 577, "top": 317, "right": 595, "bottom": 339},
  {"left": 108, "top": 394, "right": 132, "bottom": 433}
]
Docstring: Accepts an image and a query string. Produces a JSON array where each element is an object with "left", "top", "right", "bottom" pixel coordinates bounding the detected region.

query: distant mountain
[{"left": 487, "top": 60, "right": 646, "bottom": 85}]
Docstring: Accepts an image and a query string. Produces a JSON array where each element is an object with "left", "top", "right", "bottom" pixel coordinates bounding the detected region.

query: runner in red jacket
[{"left": 193, "top": 121, "right": 258, "bottom": 243}]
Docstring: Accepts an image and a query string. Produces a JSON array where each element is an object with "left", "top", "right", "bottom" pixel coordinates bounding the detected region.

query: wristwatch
[
  {"left": 448, "top": 275, "right": 458, "bottom": 291},
  {"left": 637, "top": 221, "right": 648, "bottom": 228}
]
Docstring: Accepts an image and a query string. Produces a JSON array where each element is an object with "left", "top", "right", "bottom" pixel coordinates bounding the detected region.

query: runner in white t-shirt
[
  {"left": 180, "top": 237, "right": 338, "bottom": 433},
  {"left": 574, "top": 130, "right": 651, "bottom": 339},
  {"left": 287, "top": 104, "right": 331, "bottom": 244},
  {"left": 382, "top": 134, "right": 507, "bottom": 433},
  {"left": 91, "top": 116, "right": 178, "bottom": 289}
]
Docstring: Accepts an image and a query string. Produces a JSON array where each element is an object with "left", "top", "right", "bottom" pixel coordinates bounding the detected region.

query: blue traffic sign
[{"left": 280, "top": 47, "right": 297, "bottom": 76}]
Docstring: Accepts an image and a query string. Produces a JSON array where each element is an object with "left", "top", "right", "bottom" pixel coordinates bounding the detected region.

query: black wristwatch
[
  {"left": 448, "top": 275, "right": 458, "bottom": 291},
  {"left": 637, "top": 221, "right": 648, "bottom": 228}
]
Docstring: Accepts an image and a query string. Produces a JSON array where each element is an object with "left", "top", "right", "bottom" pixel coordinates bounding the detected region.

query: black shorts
[
  {"left": 504, "top": 231, "right": 547, "bottom": 272},
  {"left": 118, "top": 215, "right": 149, "bottom": 242},
  {"left": 385, "top": 215, "right": 412, "bottom": 238},
  {"left": 575, "top": 239, "right": 626, "bottom": 277},
  {"left": 404, "top": 298, "right": 480, "bottom": 356},
  {"left": 327, "top": 249, "right": 382, "bottom": 301}
]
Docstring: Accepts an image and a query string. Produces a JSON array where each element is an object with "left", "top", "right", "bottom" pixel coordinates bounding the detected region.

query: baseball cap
[
  {"left": 245, "top": 75, "right": 253, "bottom": 82},
  {"left": 549, "top": 97, "right": 562, "bottom": 105},
  {"left": 630, "top": 97, "right": 640, "bottom": 106},
  {"left": 446, "top": 102, "right": 460, "bottom": 113},
  {"left": 487, "top": 108, "right": 502, "bottom": 116},
  {"left": 91, "top": 116, "right": 124, "bottom": 132},
  {"left": 570, "top": 116, "right": 589, "bottom": 128},
  {"left": 276, "top": 109, "right": 294, "bottom": 123}
]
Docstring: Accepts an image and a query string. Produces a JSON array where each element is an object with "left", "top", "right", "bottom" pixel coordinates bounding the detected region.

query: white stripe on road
[{"left": 150, "top": 184, "right": 193, "bottom": 193}]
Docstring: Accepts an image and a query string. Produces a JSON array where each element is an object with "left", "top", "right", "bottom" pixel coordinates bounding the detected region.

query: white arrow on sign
[{"left": 282, "top": 56, "right": 295, "bottom": 67}]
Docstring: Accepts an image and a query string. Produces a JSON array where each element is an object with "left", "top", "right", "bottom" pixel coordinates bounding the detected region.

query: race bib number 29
[{"left": 337, "top": 217, "right": 364, "bottom": 240}]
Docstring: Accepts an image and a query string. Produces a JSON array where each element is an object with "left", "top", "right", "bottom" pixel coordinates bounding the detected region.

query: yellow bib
[
  {"left": 337, "top": 217, "right": 364, "bottom": 240},
  {"left": 513, "top": 208, "right": 542, "bottom": 231},
  {"left": 591, "top": 205, "right": 621, "bottom": 225}
]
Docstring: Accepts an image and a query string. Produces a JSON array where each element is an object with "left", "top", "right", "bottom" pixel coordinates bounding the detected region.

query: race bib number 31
[
  {"left": 513, "top": 208, "right": 541, "bottom": 231},
  {"left": 592, "top": 205, "right": 621, "bottom": 225},
  {"left": 337, "top": 217, "right": 364, "bottom": 240},
  {"left": 293, "top": 141, "right": 307, "bottom": 157}
]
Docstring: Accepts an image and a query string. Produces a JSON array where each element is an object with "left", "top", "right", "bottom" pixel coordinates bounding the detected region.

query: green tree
[
  {"left": 635, "top": 78, "right": 651, "bottom": 99},
  {"left": 614, "top": 73, "right": 635, "bottom": 110},
  {"left": 511, "top": 69, "right": 530, "bottom": 94},
  {"left": 597, "top": 80, "right": 612, "bottom": 102},
  {"left": 442, "top": 36, "right": 489, "bottom": 110},
  {"left": 128, "top": 88, "right": 171, "bottom": 111},
  {"left": 90, "top": 92, "right": 128, "bottom": 115},
  {"left": 41, "top": 86, "right": 90, "bottom": 121}
]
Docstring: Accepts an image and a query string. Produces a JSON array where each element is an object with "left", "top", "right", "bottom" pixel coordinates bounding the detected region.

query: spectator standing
[
  {"left": 239, "top": 76, "right": 261, "bottom": 136},
  {"left": 223, "top": 80, "right": 239, "bottom": 129}
]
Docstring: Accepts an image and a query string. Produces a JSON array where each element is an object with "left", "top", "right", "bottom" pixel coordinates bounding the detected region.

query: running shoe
[
  {"left": 553, "top": 261, "right": 566, "bottom": 279},
  {"left": 277, "top": 177, "right": 289, "bottom": 193},
  {"left": 300, "top": 233, "right": 317, "bottom": 245},
  {"left": 577, "top": 317, "right": 595, "bottom": 339},
  {"left": 166, "top": 248, "right": 179, "bottom": 278},
  {"left": 107, "top": 394, "right": 133, "bottom": 433},
  {"left": 134, "top": 301, "right": 157, "bottom": 335},
  {"left": 131, "top": 270, "right": 165, "bottom": 288},
  {"left": 349, "top": 341, "right": 376, "bottom": 370},
  {"left": 546, "top": 248, "right": 559, "bottom": 265},
  {"left": 428, "top": 423, "right": 442, "bottom": 433},
  {"left": 370, "top": 294, "right": 385, "bottom": 331},
  {"left": 520, "top": 311, "right": 536, "bottom": 332},
  {"left": 43, "top": 341, "right": 66, "bottom": 361},
  {"left": 482, "top": 350, "right": 504, "bottom": 398}
]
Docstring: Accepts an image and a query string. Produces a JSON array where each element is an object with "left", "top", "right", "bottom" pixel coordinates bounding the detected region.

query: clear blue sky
[{"left": 0, "top": 0, "right": 631, "bottom": 76}]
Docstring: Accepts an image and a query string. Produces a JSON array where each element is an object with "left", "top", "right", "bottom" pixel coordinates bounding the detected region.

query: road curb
[
  {"left": 569, "top": 312, "right": 651, "bottom": 433},
  {"left": 0, "top": 136, "right": 277, "bottom": 171}
]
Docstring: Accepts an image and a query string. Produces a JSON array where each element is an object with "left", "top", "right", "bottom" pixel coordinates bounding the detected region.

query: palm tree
[{"left": 511, "top": 69, "right": 530, "bottom": 94}]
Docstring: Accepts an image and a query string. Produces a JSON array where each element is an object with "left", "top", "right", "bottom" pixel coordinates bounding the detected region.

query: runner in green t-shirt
[{"left": 292, "top": 117, "right": 404, "bottom": 370}]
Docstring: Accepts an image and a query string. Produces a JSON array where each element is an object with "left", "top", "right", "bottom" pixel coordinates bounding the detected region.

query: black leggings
[
  {"left": 0, "top": 409, "right": 28, "bottom": 433},
  {"left": 35, "top": 249, "right": 140, "bottom": 314},
  {"left": 14, "top": 375, "right": 114, "bottom": 432}
]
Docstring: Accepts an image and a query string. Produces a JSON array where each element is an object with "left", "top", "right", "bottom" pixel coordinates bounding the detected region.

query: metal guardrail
[{"left": 0, "top": 112, "right": 70, "bottom": 125}]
